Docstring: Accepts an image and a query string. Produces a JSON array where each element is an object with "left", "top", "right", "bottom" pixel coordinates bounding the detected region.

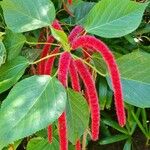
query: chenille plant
[
  {"left": 0, "top": 0, "right": 149, "bottom": 150},
  {"left": 35, "top": 20, "right": 126, "bottom": 150}
]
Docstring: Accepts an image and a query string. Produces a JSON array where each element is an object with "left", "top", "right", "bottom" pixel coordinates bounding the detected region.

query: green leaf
[
  {"left": 21, "top": 48, "right": 42, "bottom": 62},
  {"left": 123, "top": 139, "right": 132, "bottom": 150},
  {"left": 92, "top": 53, "right": 107, "bottom": 75},
  {"left": 101, "top": 121, "right": 111, "bottom": 137},
  {"left": 141, "top": 109, "right": 148, "bottom": 133},
  {"left": 105, "top": 88, "right": 113, "bottom": 109},
  {"left": 66, "top": 0, "right": 95, "bottom": 25},
  {"left": 107, "top": 51, "right": 150, "bottom": 108},
  {"left": 27, "top": 137, "right": 59, "bottom": 150},
  {"left": 66, "top": 89, "right": 90, "bottom": 144},
  {"left": 135, "top": 24, "right": 150, "bottom": 35},
  {"left": 0, "top": 32, "right": 5, "bottom": 39},
  {"left": 131, "top": 111, "right": 148, "bottom": 137},
  {"left": 3, "top": 139, "right": 22, "bottom": 150},
  {"left": 97, "top": 76, "right": 108, "bottom": 110},
  {"left": 4, "top": 29, "right": 26, "bottom": 60},
  {"left": 82, "top": 0, "right": 148, "bottom": 38},
  {"left": 102, "top": 118, "right": 128, "bottom": 135},
  {"left": 1, "top": 0, "right": 55, "bottom": 33},
  {"left": 99, "top": 134, "right": 129, "bottom": 145},
  {"left": 0, "top": 41, "right": 6, "bottom": 67},
  {"left": 0, "top": 56, "right": 29, "bottom": 93},
  {"left": 0, "top": 76, "right": 67, "bottom": 149},
  {"left": 51, "top": 27, "right": 70, "bottom": 51}
]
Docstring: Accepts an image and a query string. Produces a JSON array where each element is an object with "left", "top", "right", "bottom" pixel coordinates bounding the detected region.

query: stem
[
  {"left": 8, "top": 144, "right": 14, "bottom": 150},
  {"left": 82, "top": 129, "right": 88, "bottom": 150},
  {"left": 60, "top": 21, "right": 74, "bottom": 27},
  {"left": 141, "top": 36, "right": 150, "bottom": 42},
  {"left": 56, "top": 9, "right": 65, "bottom": 15},
  {"left": 71, "top": 54, "right": 105, "bottom": 77},
  {"left": 32, "top": 52, "right": 62, "bottom": 64},
  {"left": 30, "top": 65, "right": 36, "bottom": 75},
  {"left": 53, "top": 69, "right": 58, "bottom": 77},
  {"left": 131, "top": 111, "right": 148, "bottom": 138},
  {"left": 26, "top": 41, "right": 60, "bottom": 47},
  {"left": 146, "top": 138, "right": 150, "bottom": 146},
  {"left": 82, "top": 49, "right": 92, "bottom": 59}
]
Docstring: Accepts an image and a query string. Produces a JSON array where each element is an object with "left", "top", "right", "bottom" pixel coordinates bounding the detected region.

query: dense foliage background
[{"left": 0, "top": 0, "right": 150, "bottom": 150}]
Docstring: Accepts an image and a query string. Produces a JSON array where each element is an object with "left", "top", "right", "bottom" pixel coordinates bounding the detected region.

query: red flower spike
[
  {"left": 69, "top": 59, "right": 81, "bottom": 149},
  {"left": 75, "top": 59, "right": 100, "bottom": 141},
  {"left": 69, "top": 59, "right": 81, "bottom": 92},
  {"left": 44, "top": 47, "right": 60, "bottom": 75},
  {"left": 45, "top": 47, "right": 60, "bottom": 144},
  {"left": 45, "top": 48, "right": 60, "bottom": 144},
  {"left": 84, "top": 89, "right": 89, "bottom": 104},
  {"left": 47, "top": 125, "right": 53, "bottom": 143},
  {"left": 37, "top": 35, "right": 54, "bottom": 75},
  {"left": 68, "top": 0, "right": 72, "bottom": 5},
  {"left": 68, "top": 25, "right": 85, "bottom": 44},
  {"left": 58, "top": 112, "right": 68, "bottom": 150},
  {"left": 58, "top": 52, "right": 71, "bottom": 150},
  {"left": 75, "top": 140, "right": 81, "bottom": 150},
  {"left": 52, "top": 20, "right": 63, "bottom": 31},
  {"left": 58, "top": 51, "right": 71, "bottom": 87},
  {"left": 72, "top": 35, "right": 126, "bottom": 127}
]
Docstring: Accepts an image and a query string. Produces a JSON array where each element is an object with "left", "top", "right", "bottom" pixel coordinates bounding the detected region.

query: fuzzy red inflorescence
[
  {"left": 72, "top": 35, "right": 126, "bottom": 127},
  {"left": 37, "top": 35, "right": 54, "bottom": 75},
  {"left": 44, "top": 48, "right": 60, "bottom": 143},
  {"left": 58, "top": 112, "right": 68, "bottom": 150},
  {"left": 58, "top": 52, "right": 72, "bottom": 150},
  {"left": 44, "top": 47, "right": 60, "bottom": 143},
  {"left": 75, "top": 59, "right": 100, "bottom": 141},
  {"left": 52, "top": 20, "right": 63, "bottom": 30},
  {"left": 75, "top": 140, "right": 81, "bottom": 150},
  {"left": 47, "top": 125, "right": 53, "bottom": 143},
  {"left": 69, "top": 59, "right": 81, "bottom": 149},
  {"left": 68, "top": 0, "right": 72, "bottom": 5},
  {"left": 58, "top": 52, "right": 72, "bottom": 87},
  {"left": 44, "top": 47, "right": 60, "bottom": 75},
  {"left": 37, "top": 20, "right": 64, "bottom": 145},
  {"left": 69, "top": 59, "right": 81, "bottom": 92},
  {"left": 68, "top": 25, "right": 85, "bottom": 44}
]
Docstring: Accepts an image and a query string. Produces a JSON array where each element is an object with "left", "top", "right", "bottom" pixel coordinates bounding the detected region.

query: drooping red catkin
[
  {"left": 69, "top": 59, "right": 81, "bottom": 149},
  {"left": 47, "top": 125, "right": 53, "bottom": 143},
  {"left": 69, "top": 59, "right": 81, "bottom": 92},
  {"left": 58, "top": 52, "right": 72, "bottom": 150},
  {"left": 58, "top": 112, "right": 67, "bottom": 150},
  {"left": 58, "top": 52, "right": 71, "bottom": 87},
  {"left": 68, "top": 25, "right": 85, "bottom": 44},
  {"left": 52, "top": 20, "right": 63, "bottom": 30},
  {"left": 75, "top": 59, "right": 100, "bottom": 141},
  {"left": 45, "top": 47, "right": 60, "bottom": 143},
  {"left": 72, "top": 35, "right": 126, "bottom": 127},
  {"left": 68, "top": 0, "right": 72, "bottom": 5},
  {"left": 37, "top": 35, "right": 54, "bottom": 74},
  {"left": 44, "top": 47, "right": 60, "bottom": 75},
  {"left": 75, "top": 140, "right": 81, "bottom": 150}
]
